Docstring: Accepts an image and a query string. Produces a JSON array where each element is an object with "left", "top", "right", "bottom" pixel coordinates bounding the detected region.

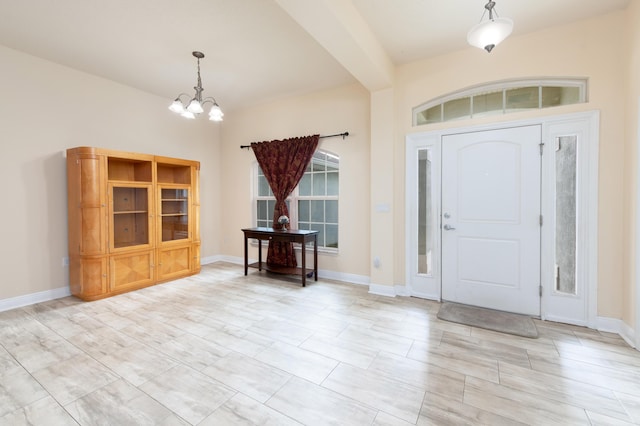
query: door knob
[
  {"left": 443, "top": 212, "right": 451, "bottom": 219},
  {"left": 443, "top": 224, "right": 456, "bottom": 231}
]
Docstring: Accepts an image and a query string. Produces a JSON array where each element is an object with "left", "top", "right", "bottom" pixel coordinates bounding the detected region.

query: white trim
[
  {"left": 0, "top": 286, "right": 71, "bottom": 313},
  {"left": 405, "top": 133, "right": 441, "bottom": 299},
  {"left": 596, "top": 316, "right": 637, "bottom": 349},
  {"left": 394, "top": 285, "right": 409, "bottom": 297},
  {"left": 201, "top": 255, "right": 225, "bottom": 265},
  {"left": 319, "top": 270, "right": 369, "bottom": 286},
  {"left": 368, "top": 284, "right": 397, "bottom": 297},
  {"left": 540, "top": 111, "right": 599, "bottom": 327}
]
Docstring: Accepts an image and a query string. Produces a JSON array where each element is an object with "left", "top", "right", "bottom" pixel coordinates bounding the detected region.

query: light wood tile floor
[{"left": 1, "top": 262, "right": 639, "bottom": 425}]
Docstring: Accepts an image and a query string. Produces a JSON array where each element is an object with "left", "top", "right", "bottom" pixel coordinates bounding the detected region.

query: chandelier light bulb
[
  {"left": 208, "top": 104, "right": 224, "bottom": 122},
  {"left": 187, "top": 99, "right": 203, "bottom": 114},
  {"left": 181, "top": 110, "right": 196, "bottom": 119},
  {"left": 168, "top": 99, "right": 185, "bottom": 113}
]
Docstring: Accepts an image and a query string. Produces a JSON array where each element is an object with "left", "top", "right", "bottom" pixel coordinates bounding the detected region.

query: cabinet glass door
[
  {"left": 161, "top": 188, "right": 189, "bottom": 242},
  {"left": 112, "top": 186, "right": 151, "bottom": 248}
]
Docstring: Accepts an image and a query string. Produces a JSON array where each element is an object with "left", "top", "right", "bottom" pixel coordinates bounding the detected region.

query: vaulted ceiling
[{"left": 0, "top": 0, "right": 630, "bottom": 111}]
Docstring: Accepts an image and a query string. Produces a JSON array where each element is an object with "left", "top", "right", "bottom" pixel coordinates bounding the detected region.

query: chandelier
[
  {"left": 169, "top": 51, "right": 224, "bottom": 121},
  {"left": 467, "top": 1, "right": 513, "bottom": 53}
]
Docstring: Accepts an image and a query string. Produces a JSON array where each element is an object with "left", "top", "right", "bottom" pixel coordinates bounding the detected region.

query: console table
[{"left": 242, "top": 227, "right": 318, "bottom": 286}]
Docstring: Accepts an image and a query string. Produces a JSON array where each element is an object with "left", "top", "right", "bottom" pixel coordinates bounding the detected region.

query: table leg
[
  {"left": 301, "top": 241, "right": 306, "bottom": 287},
  {"left": 314, "top": 235, "right": 318, "bottom": 281},
  {"left": 244, "top": 235, "right": 248, "bottom": 276},
  {"left": 258, "top": 239, "right": 262, "bottom": 271}
]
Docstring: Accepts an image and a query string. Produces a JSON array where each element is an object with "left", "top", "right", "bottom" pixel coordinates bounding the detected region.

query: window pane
[
  {"left": 257, "top": 220, "right": 269, "bottom": 228},
  {"left": 326, "top": 200, "right": 338, "bottom": 223},
  {"left": 443, "top": 97, "right": 471, "bottom": 121},
  {"left": 266, "top": 200, "right": 275, "bottom": 223},
  {"left": 299, "top": 174, "right": 311, "bottom": 196},
  {"left": 327, "top": 158, "right": 339, "bottom": 172},
  {"left": 327, "top": 172, "right": 338, "bottom": 195},
  {"left": 417, "top": 105, "right": 441, "bottom": 125},
  {"left": 258, "top": 175, "right": 271, "bottom": 197},
  {"left": 257, "top": 200, "right": 267, "bottom": 221},
  {"left": 311, "top": 200, "right": 324, "bottom": 222},
  {"left": 473, "top": 91, "right": 503, "bottom": 117},
  {"left": 326, "top": 225, "right": 338, "bottom": 248},
  {"left": 298, "top": 221, "right": 310, "bottom": 230},
  {"left": 555, "top": 135, "right": 577, "bottom": 295},
  {"left": 542, "top": 86, "right": 580, "bottom": 108},
  {"left": 298, "top": 200, "right": 310, "bottom": 222},
  {"left": 506, "top": 87, "right": 539, "bottom": 111},
  {"left": 312, "top": 158, "right": 325, "bottom": 172},
  {"left": 313, "top": 173, "right": 326, "bottom": 195},
  {"left": 311, "top": 223, "right": 324, "bottom": 246},
  {"left": 418, "top": 148, "right": 433, "bottom": 275}
]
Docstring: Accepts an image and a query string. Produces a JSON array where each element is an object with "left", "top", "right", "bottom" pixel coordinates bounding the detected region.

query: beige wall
[
  {"left": 394, "top": 11, "right": 628, "bottom": 318},
  {"left": 0, "top": 45, "right": 221, "bottom": 301},
  {"left": 219, "top": 83, "right": 371, "bottom": 278},
  {"left": 624, "top": 1, "right": 640, "bottom": 329}
]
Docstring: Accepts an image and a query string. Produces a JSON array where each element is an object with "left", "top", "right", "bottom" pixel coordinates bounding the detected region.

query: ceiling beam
[{"left": 275, "top": 0, "right": 395, "bottom": 92}]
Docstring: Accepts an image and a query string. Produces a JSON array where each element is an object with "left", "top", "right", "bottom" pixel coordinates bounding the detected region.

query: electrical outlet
[{"left": 62, "top": 257, "right": 69, "bottom": 267}]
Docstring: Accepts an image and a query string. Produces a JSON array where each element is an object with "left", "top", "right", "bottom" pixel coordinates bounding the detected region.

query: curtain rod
[{"left": 239, "top": 131, "right": 349, "bottom": 149}]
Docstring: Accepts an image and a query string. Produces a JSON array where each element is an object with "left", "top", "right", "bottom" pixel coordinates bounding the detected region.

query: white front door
[{"left": 441, "top": 126, "right": 542, "bottom": 316}]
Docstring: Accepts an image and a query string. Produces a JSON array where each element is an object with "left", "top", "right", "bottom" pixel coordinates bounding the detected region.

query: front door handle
[{"left": 443, "top": 224, "right": 456, "bottom": 231}]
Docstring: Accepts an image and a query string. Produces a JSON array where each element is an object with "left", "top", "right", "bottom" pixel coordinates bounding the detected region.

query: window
[
  {"left": 255, "top": 150, "right": 339, "bottom": 250},
  {"left": 413, "top": 78, "right": 587, "bottom": 126},
  {"left": 555, "top": 135, "right": 577, "bottom": 295}
]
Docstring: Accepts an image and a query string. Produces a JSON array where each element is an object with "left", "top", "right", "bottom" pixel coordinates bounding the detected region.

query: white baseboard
[
  {"left": 201, "top": 255, "right": 226, "bottom": 265},
  {"left": 394, "top": 285, "right": 409, "bottom": 297},
  {"left": 0, "top": 286, "right": 71, "bottom": 313},
  {"left": 368, "top": 283, "right": 397, "bottom": 297},
  {"left": 320, "top": 270, "right": 369, "bottom": 286},
  {"left": 597, "top": 316, "right": 637, "bottom": 349},
  {"left": 210, "top": 255, "right": 244, "bottom": 265}
]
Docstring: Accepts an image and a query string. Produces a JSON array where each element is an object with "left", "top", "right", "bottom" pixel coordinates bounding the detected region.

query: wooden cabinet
[{"left": 67, "top": 147, "right": 200, "bottom": 301}]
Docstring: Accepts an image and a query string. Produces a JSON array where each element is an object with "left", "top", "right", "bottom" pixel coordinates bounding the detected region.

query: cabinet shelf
[
  {"left": 161, "top": 213, "right": 187, "bottom": 217},
  {"left": 113, "top": 210, "right": 148, "bottom": 214},
  {"left": 162, "top": 199, "right": 188, "bottom": 202}
]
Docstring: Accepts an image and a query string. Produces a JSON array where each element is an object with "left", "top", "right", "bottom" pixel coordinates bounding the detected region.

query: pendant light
[
  {"left": 467, "top": 1, "right": 513, "bottom": 53},
  {"left": 169, "top": 51, "right": 224, "bottom": 122}
]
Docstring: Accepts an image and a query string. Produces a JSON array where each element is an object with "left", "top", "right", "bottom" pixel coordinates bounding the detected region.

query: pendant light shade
[{"left": 467, "top": 1, "right": 513, "bottom": 53}]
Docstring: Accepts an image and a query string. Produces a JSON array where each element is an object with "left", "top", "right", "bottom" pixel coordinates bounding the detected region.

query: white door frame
[{"left": 405, "top": 111, "right": 599, "bottom": 327}]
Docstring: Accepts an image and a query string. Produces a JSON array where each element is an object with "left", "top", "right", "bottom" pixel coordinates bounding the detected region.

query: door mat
[{"left": 437, "top": 302, "right": 538, "bottom": 338}]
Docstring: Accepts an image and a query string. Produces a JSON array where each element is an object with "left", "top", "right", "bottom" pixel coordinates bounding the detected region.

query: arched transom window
[{"left": 413, "top": 78, "right": 588, "bottom": 126}]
